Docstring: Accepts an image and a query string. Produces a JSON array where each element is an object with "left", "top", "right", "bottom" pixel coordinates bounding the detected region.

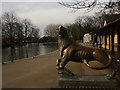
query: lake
[{"left": 2, "top": 43, "right": 58, "bottom": 63}]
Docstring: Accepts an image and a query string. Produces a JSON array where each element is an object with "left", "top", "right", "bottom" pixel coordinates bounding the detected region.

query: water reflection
[{"left": 2, "top": 43, "right": 57, "bottom": 63}]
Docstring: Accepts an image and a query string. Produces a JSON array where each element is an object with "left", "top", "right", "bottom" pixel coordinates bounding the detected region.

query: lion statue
[{"left": 56, "top": 26, "right": 117, "bottom": 79}]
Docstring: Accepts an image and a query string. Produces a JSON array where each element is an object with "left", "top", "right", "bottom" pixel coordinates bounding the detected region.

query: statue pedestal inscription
[{"left": 57, "top": 68, "right": 119, "bottom": 88}]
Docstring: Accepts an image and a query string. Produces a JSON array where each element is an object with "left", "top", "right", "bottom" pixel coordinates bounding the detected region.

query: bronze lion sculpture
[{"left": 56, "top": 26, "right": 118, "bottom": 79}]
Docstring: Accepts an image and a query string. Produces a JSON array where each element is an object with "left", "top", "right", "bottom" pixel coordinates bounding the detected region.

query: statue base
[{"left": 57, "top": 68, "right": 120, "bottom": 88}]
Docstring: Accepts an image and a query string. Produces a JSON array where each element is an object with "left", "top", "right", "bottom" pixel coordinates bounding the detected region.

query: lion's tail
[{"left": 83, "top": 51, "right": 113, "bottom": 70}]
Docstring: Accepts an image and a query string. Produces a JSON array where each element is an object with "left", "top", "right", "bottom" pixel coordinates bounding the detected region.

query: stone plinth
[{"left": 57, "top": 68, "right": 120, "bottom": 88}]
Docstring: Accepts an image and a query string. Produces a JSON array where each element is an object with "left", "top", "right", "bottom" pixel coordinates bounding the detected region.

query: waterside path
[{"left": 3, "top": 50, "right": 113, "bottom": 88}]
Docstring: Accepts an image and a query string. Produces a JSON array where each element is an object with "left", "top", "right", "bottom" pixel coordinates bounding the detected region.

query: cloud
[
  {"left": 18, "top": 6, "right": 85, "bottom": 29},
  {"left": 1, "top": 0, "right": 72, "bottom": 2},
  {"left": 2, "top": 2, "right": 96, "bottom": 36}
]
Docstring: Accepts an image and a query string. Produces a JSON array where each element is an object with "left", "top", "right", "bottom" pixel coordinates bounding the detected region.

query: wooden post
[
  {"left": 104, "top": 31, "right": 107, "bottom": 50},
  {"left": 108, "top": 30, "right": 111, "bottom": 50},
  {"left": 99, "top": 32, "right": 102, "bottom": 48},
  {"left": 118, "top": 29, "right": 120, "bottom": 51},
  {"left": 116, "top": 25, "right": 119, "bottom": 52},
  {"left": 99, "top": 35, "right": 102, "bottom": 48},
  {"left": 111, "top": 28, "right": 114, "bottom": 54},
  {"left": 116, "top": 23, "right": 119, "bottom": 52}
]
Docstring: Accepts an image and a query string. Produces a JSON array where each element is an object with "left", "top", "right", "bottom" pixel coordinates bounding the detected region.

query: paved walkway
[
  {"left": 3, "top": 50, "right": 59, "bottom": 88},
  {"left": 3, "top": 49, "right": 113, "bottom": 88}
]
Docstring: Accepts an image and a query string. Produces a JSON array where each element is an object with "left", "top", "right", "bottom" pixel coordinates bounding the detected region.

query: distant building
[
  {"left": 83, "top": 33, "right": 92, "bottom": 43},
  {"left": 95, "top": 14, "right": 120, "bottom": 53}
]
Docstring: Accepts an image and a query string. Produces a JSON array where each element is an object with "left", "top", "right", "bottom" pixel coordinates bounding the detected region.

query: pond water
[{"left": 2, "top": 43, "right": 58, "bottom": 63}]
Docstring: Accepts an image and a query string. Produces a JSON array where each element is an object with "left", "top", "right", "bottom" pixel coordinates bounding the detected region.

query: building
[
  {"left": 95, "top": 14, "right": 120, "bottom": 53},
  {"left": 83, "top": 33, "right": 92, "bottom": 43}
]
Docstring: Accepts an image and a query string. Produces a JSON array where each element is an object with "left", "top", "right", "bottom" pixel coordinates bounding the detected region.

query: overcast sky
[{"left": 1, "top": 1, "right": 98, "bottom": 36}]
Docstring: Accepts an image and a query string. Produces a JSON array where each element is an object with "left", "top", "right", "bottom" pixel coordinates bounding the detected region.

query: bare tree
[
  {"left": 2, "top": 12, "right": 41, "bottom": 47},
  {"left": 58, "top": 0, "right": 120, "bottom": 13},
  {"left": 22, "top": 19, "right": 32, "bottom": 42},
  {"left": 44, "top": 24, "right": 60, "bottom": 37},
  {"left": 15, "top": 22, "right": 24, "bottom": 44},
  {"left": 28, "top": 26, "right": 40, "bottom": 42},
  {"left": 22, "top": 19, "right": 40, "bottom": 42},
  {"left": 32, "top": 26, "right": 40, "bottom": 39},
  {"left": 66, "top": 15, "right": 101, "bottom": 40},
  {"left": 0, "top": 16, "right": 2, "bottom": 36},
  {"left": 2, "top": 12, "right": 18, "bottom": 45},
  {"left": 0, "top": 16, "right": 2, "bottom": 48}
]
